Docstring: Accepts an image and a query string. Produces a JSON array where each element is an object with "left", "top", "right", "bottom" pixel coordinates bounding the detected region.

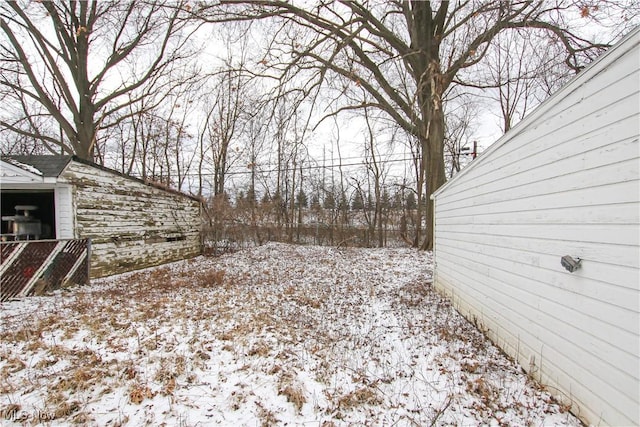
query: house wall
[
  {"left": 432, "top": 30, "right": 639, "bottom": 426},
  {"left": 60, "top": 161, "right": 201, "bottom": 278}
]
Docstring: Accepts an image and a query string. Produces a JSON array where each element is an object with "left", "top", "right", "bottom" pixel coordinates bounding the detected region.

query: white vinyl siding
[{"left": 432, "top": 29, "right": 639, "bottom": 427}]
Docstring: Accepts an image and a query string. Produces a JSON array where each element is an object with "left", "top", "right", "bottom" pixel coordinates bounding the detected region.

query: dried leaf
[
  {"left": 580, "top": 6, "right": 590, "bottom": 17},
  {"left": 129, "top": 385, "right": 154, "bottom": 404}
]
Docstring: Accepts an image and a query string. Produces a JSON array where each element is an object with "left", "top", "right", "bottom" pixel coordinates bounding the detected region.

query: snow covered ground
[{"left": 1, "top": 243, "right": 582, "bottom": 426}]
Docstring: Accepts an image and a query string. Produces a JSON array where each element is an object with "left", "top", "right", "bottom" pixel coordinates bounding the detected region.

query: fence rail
[{"left": 1, "top": 239, "right": 91, "bottom": 302}]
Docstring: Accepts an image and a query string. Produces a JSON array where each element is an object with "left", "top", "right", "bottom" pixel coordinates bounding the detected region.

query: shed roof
[
  {"left": 2, "top": 155, "right": 73, "bottom": 177},
  {"left": 1, "top": 155, "right": 202, "bottom": 202}
]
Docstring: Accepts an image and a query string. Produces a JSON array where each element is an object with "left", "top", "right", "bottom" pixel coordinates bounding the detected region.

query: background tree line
[{"left": 2, "top": 0, "right": 638, "bottom": 249}]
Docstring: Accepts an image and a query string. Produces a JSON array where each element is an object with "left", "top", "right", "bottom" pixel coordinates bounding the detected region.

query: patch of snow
[
  {"left": 3, "top": 158, "right": 43, "bottom": 176},
  {"left": 0, "top": 243, "right": 582, "bottom": 426}
]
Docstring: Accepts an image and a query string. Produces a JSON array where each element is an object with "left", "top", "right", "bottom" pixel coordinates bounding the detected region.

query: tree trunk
[{"left": 421, "top": 102, "right": 446, "bottom": 250}]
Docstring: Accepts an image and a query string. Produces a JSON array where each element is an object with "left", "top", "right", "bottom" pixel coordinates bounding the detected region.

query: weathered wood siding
[
  {"left": 432, "top": 30, "right": 639, "bottom": 426},
  {"left": 60, "top": 162, "right": 201, "bottom": 278}
]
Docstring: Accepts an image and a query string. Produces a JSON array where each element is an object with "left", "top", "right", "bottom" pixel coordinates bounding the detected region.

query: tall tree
[
  {"left": 0, "top": 1, "right": 198, "bottom": 160},
  {"left": 362, "top": 105, "right": 388, "bottom": 247},
  {"left": 202, "top": 69, "right": 246, "bottom": 197},
  {"left": 200, "top": 0, "right": 634, "bottom": 249}
]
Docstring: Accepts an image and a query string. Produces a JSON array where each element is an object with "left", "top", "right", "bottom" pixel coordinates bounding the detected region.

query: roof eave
[
  {"left": 432, "top": 26, "right": 640, "bottom": 200},
  {"left": 0, "top": 159, "right": 45, "bottom": 182}
]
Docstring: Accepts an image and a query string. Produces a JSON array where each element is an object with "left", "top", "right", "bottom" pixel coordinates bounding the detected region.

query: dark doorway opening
[{"left": 1, "top": 190, "right": 56, "bottom": 239}]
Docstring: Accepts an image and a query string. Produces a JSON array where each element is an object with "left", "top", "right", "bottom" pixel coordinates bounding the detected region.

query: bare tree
[
  {"left": 198, "top": 0, "right": 635, "bottom": 249},
  {"left": 361, "top": 106, "right": 389, "bottom": 247},
  {"left": 479, "top": 32, "right": 538, "bottom": 133},
  {"left": 199, "top": 31, "right": 259, "bottom": 198},
  {"left": 206, "top": 69, "right": 245, "bottom": 197},
  {"left": 0, "top": 1, "right": 199, "bottom": 160},
  {"left": 244, "top": 109, "right": 269, "bottom": 242},
  {"left": 442, "top": 97, "right": 478, "bottom": 178}
]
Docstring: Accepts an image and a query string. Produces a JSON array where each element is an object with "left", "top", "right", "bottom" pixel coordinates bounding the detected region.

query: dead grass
[
  {"left": 129, "top": 384, "right": 154, "bottom": 405},
  {"left": 255, "top": 400, "right": 279, "bottom": 426},
  {"left": 248, "top": 340, "right": 272, "bottom": 357},
  {"left": 0, "top": 357, "right": 25, "bottom": 376},
  {"left": 53, "top": 399, "right": 81, "bottom": 419},
  {"left": 195, "top": 269, "right": 226, "bottom": 287},
  {"left": 0, "top": 244, "right": 583, "bottom": 426},
  {"left": 336, "top": 386, "right": 382, "bottom": 410},
  {"left": 280, "top": 384, "right": 306, "bottom": 411}
]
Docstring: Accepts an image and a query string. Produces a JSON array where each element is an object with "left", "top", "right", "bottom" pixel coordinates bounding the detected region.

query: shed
[
  {"left": 431, "top": 28, "right": 639, "bottom": 426},
  {"left": 1, "top": 155, "right": 202, "bottom": 278}
]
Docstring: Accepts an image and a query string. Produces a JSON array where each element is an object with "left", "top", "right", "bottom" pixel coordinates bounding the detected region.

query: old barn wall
[
  {"left": 60, "top": 162, "right": 201, "bottom": 278},
  {"left": 432, "top": 30, "right": 639, "bottom": 426}
]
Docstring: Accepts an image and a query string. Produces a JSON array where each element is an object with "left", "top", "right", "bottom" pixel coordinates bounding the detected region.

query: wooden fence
[{"left": 0, "top": 239, "right": 90, "bottom": 302}]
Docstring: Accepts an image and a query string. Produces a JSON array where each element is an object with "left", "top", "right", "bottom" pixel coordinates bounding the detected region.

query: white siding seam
[
  {"left": 483, "top": 95, "right": 638, "bottom": 162},
  {"left": 437, "top": 115, "right": 639, "bottom": 198},
  {"left": 437, "top": 201, "right": 640, "bottom": 219},
  {"left": 433, "top": 29, "right": 640, "bottom": 426},
  {"left": 435, "top": 244, "right": 639, "bottom": 327},
  {"left": 438, "top": 248, "right": 638, "bottom": 306},
  {"left": 435, "top": 274, "right": 637, "bottom": 424},
  {"left": 437, "top": 137, "right": 639, "bottom": 204},
  {"left": 435, "top": 267, "right": 638, "bottom": 403},
  {"left": 435, "top": 240, "right": 639, "bottom": 314},
  {"left": 436, "top": 229, "right": 640, "bottom": 252}
]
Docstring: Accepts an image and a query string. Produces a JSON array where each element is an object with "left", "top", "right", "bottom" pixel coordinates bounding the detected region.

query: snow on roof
[
  {"left": 2, "top": 155, "right": 73, "bottom": 178},
  {"left": 3, "top": 157, "right": 43, "bottom": 176}
]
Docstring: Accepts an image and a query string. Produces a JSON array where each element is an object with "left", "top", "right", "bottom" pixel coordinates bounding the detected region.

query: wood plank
[{"left": 62, "top": 161, "right": 201, "bottom": 278}]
